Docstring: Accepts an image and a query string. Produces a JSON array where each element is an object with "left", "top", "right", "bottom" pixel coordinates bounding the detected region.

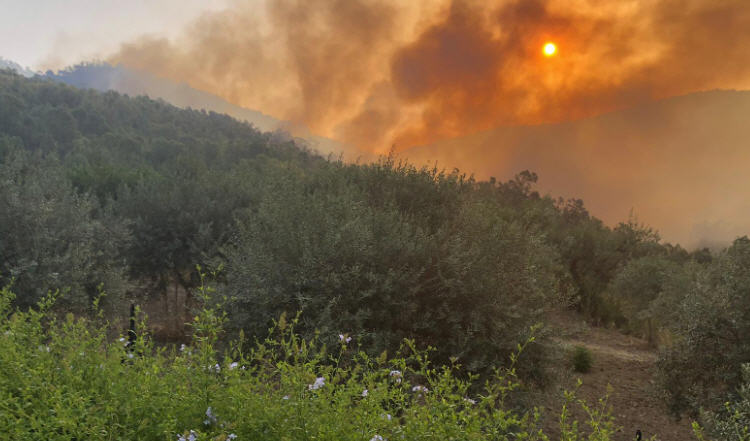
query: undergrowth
[
  {"left": 0, "top": 273, "right": 645, "bottom": 440},
  {"left": 571, "top": 346, "right": 593, "bottom": 374}
]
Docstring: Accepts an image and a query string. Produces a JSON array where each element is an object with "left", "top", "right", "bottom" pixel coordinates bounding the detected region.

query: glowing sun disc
[{"left": 543, "top": 42, "right": 557, "bottom": 57}]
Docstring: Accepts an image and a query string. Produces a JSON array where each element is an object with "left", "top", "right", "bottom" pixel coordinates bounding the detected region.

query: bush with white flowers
[{"left": 0, "top": 274, "right": 620, "bottom": 440}]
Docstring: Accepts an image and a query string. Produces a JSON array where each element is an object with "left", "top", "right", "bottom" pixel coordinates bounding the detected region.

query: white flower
[
  {"left": 412, "top": 385, "right": 429, "bottom": 393},
  {"left": 204, "top": 406, "right": 217, "bottom": 425},
  {"left": 463, "top": 397, "right": 476, "bottom": 405},
  {"left": 229, "top": 362, "right": 239, "bottom": 370},
  {"left": 127, "top": 353, "right": 134, "bottom": 359},
  {"left": 370, "top": 435, "right": 384, "bottom": 441},
  {"left": 207, "top": 363, "right": 221, "bottom": 373},
  {"left": 179, "top": 344, "right": 187, "bottom": 352},
  {"left": 308, "top": 376, "right": 325, "bottom": 390},
  {"left": 178, "top": 430, "right": 198, "bottom": 441},
  {"left": 389, "top": 370, "right": 402, "bottom": 383},
  {"left": 338, "top": 334, "right": 352, "bottom": 343},
  {"left": 228, "top": 434, "right": 237, "bottom": 440},
  {"left": 380, "top": 413, "right": 392, "bottom": 421},
  {"left": 282, "top": 395, "right": 290, "bottom": 400},
  {"left": 362, "top": 389, "right": 368, "bottom": 397},
  {"left": 119, "top": 337, "right": 126, "bottom": 343}
]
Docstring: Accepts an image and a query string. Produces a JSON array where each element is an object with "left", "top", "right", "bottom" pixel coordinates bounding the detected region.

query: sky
[{"left": 0, "top": 0, "right": 230, "bottom": 69}]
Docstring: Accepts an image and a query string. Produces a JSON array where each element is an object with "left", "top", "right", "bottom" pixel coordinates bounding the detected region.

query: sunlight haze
[{"left": 0, "top": 0, "right": 231, "bottom": 69}]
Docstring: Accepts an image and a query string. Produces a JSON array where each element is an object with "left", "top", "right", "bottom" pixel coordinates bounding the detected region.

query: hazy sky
[{"left": 0, "top": 0, "right": 230, "bottom": 69}]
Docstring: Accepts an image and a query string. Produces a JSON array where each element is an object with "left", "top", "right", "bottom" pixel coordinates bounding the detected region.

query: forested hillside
[
  {"left": 42, "top": 62, "right": 347, "bottom": 157},
  {"left": 1, "top": 69, "right": 749, "bottom": 439}
]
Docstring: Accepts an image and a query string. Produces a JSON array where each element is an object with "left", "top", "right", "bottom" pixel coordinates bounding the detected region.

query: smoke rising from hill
[
  {"left": 404, "top": 90, "right": 750, "bottom": 247},
  {"left": 106, "top": 0, "right": 750, "bottom": 245},
  {"left": 110, "top": 0, "right": 750, "bottom": 153}
]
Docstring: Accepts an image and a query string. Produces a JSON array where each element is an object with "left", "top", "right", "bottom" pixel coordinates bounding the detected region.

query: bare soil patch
[{"left": 536, "top": 311, "right": 695, "bottom": 441}]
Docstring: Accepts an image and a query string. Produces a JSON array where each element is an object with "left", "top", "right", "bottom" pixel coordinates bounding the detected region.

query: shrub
[
  {"left": 695, "top": 364, "right": 750, "bottom": 441},
  {"left": 221, "top": 161, "right": 561, "bottom": 384},
  {"left": 0, "top": 277, "right": 622, "bottom": 440},
  {"left": 0, "top": 148, "right": 130, "bottom": 312},
  {"left": 572, "top": 346, "right": 593, "bottom": 373},
  {"left": 658, "top": 237, "right": 750, "bottom": 417},
  {"left": 606, "top": 255, "right": 691, "bottom": 344}
]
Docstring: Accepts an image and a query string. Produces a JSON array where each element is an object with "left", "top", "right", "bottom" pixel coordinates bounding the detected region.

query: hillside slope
[
  {"left": 0, "top": 70, "right": 570, "bottom": 381},
  {"left": 0, "top": 57, "right": 34, "bottom": 77},
  {"left": 43, "top": 63, "right": 348, "bottom": 156},
  {"left": 404, "top": 90, "right": 750, "bottom": 248},
  {"left": 542, "top": 312, "right": 695, "bottom": 441}
]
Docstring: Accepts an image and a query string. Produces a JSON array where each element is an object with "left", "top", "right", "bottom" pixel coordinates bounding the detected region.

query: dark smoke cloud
[
  {"left": 110, "top": 0, "right": 750, "bottom": 152},
  {"left": 267, "top": 0, "right": 399, "bottom": 131},
  {"left": 112, "top": 0, "right": 406, "bottom": 151},
  {"left": 107, "top": 0, "right": 750, "bottom": 244},
  {"left": 388, "top": 0, "right": 750, "bottom": 147}
]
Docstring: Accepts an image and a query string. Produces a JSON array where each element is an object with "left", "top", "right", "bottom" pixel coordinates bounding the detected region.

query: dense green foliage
[
  {"left": 220, "top": 162, "right": 560, "bottom": 379},
  {"left": 0, "top": 70, "right": 567, "bottom": 381},
  {"left": 0, "top": 283, "right": 623, "bottom": 440},
  {"left": 696, "top": 364, "right": 750, "bottom": 441},
  {"left": 1, "top": 68, "right": 749, "bottom": 433},
  {"left": 0, "top": 147, "right": 130, "bottom": 311},
  {"left": 605, "top": 254, "right": 693, "bottom": 344},
  {"left": 0, "top": 68, "right": 314, "bottom": 290},
  {"left": 657, "top": 237, "right": 750, "bottom": 418}
]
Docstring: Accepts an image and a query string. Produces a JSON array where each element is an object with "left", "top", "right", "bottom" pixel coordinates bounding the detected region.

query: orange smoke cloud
[
  {"left": 106, "top": 0, "right": 750, "bottom": 245},
  {"left": 110, "top": 0, "right": 750, "bottom": 153}
]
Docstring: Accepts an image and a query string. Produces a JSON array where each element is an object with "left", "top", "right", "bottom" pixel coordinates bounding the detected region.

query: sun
[{"left": 543, "top": 42, "right": 557, "bottom": 57}]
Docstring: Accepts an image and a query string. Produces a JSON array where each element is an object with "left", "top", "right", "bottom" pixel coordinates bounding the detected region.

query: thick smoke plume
[
  {"left": 108, "top": 0, "right": 750, "bottom": 246},
  {"left": 111, "top": 0, "right": 750, "bottom": 153}
]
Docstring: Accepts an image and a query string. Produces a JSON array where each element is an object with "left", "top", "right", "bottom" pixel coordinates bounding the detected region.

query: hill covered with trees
[{"left": 1, "top": 69, "right": 749, "bottom": 439}]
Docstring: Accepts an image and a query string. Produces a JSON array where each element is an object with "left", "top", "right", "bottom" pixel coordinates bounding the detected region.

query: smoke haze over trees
[{"left": 2, "top": 68, "right": 750, "bottom": 439}]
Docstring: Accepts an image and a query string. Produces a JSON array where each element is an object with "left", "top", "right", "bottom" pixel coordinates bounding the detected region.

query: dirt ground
[{"left": 536, "top": 311, "right": 696, "bottom": 441}]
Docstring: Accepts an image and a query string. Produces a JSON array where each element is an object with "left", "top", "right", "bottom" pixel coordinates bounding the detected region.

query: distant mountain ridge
[
  {"left": 403, "top": 89, "right": 750, "bottom": 247},
  {"left": 42, "top": 62, "right": 348, "bottom": 157},
  {"left": 44, "top": 63, "right": 280, "bottom": 131},
  {"left": 0, "top": 57, "right": 35, "bottom": 77}
]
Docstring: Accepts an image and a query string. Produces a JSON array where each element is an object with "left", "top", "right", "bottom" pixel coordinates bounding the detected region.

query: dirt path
[{"left": 538, "top": 311, "right": 696, "bottom": 441}]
